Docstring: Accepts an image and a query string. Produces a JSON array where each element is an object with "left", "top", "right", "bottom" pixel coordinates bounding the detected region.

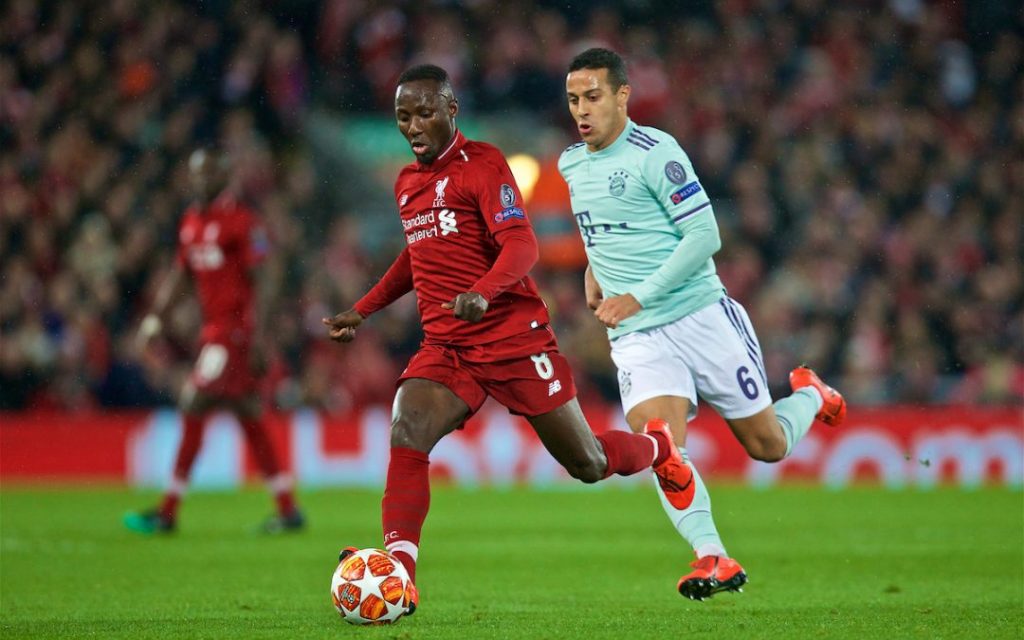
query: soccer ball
[{"left": 330, "top": 548, "right": 412, "bottom": 625}]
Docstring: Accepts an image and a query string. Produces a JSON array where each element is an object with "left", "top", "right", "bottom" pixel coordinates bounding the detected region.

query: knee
[
  {"left": 390, "top": 415, "right": 436, "bottom": 453},
  {"left": 744, "top": 433, "right": 787, "bottom": 463},
  {"left": 565, "top": 455, "right": 605, "bottom": 484}
]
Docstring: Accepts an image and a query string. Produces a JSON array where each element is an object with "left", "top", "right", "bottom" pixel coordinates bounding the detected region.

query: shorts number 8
[{"left": 530, "top": 353, "right": 554, "bottom": 380}]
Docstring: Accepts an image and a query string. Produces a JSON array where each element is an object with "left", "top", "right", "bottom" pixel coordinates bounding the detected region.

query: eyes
[
  {"left": 397, "top": 109, "right": 435, "bottom": 123},
  {"left": 568, "top": 94, "right": 601, "bottom": 106}
]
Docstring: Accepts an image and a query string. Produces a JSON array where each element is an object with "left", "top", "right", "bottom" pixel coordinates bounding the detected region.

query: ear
[
  {"left": 449, "top": 97, "right": 459, "bottom": 119},
  {"left": 617, "top": 84, "right": 631, "bottom": 109}
]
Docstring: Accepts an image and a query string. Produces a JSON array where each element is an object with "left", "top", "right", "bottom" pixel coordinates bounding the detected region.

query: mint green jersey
[{"left": 558, "top": 118, "right": 725, "bottom": 338}]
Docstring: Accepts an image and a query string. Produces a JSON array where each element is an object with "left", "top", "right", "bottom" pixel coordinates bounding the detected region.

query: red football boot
[
  {"left": 403, "top": 580, "right": 419, "bottom": 618},
  {"left": 677, "top": 555, "right": 748, "bottom": 601},
  {"left": 644, "top": 419, "right": 695, "bottom": 510},
  {"left": 789, "top": 366, "right": 847, "bottom": 427}
]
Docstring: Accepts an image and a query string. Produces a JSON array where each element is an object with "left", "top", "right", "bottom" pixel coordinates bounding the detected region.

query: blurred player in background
[
  {"left": 124, "top": 148, "right": 304, "bottom": 534},
  {"left": 559, "top": 48, "right": 847, "bottom": 600},
  {"left": 323, "top": 64, "right": 693, "bottom": 617}
]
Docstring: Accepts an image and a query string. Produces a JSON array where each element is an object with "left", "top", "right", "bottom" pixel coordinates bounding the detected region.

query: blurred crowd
[{"left": 1, "top": 0, "right": 1021, "bottom": 412}]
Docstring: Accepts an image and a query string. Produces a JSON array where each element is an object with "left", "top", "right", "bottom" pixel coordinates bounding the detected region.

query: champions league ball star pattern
[{"left": 331, "top": 549, "right": 413, "bottom": 625}]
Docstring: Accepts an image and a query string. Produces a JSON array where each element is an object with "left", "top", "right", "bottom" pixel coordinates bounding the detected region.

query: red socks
[
  {"left": 162, "top": 414, "right": 298, "bottom": 520},
  {"left": 161, "top": 414, "right": 206, "bottom": 520},
  {"left": 381, "top": 447, "right": 430, "bottom": 583},
  {"left": 172, "top": 414, "right": 206, "bottom": 480},
  {"left": 596, "top": 429, "right": 670, "bottom": 478},
  {"left": 376, "top": 434, "right": 670, "bottom": 584}
]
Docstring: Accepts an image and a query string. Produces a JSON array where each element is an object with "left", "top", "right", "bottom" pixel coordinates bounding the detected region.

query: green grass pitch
[{"left": 1, "top": 485, "right": 1021, "bottom": 639}]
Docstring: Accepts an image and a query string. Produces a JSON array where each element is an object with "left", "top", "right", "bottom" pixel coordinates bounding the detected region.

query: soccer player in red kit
[
  {"left": 124, "top": 148, "right": 304, "bottom": 534},
  {"left": 323, "top": 65, "right": 694, "bottom": 616}
]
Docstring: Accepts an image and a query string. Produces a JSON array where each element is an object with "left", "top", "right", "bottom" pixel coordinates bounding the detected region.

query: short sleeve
[
  {"left": 470, "top": 152, "right": 532, "bottom": 235},
  {"left": 642, "top": 138, "right": 713, "bottom": 226}
]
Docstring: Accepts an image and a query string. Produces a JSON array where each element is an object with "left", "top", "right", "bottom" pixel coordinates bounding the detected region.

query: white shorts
[{"left": 609, "top": 296, "right": 772, "bottom": 421}]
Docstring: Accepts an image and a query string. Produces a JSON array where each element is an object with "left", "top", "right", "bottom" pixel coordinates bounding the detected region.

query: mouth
[
  {"left": 410, "top": 141, "right": 429, "bottom": 155},
  {"left": 578, "top": 123, "right": 593, "bottom": 136}
]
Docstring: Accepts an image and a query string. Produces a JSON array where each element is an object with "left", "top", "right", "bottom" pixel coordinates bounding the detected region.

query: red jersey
[
  {"left": 355, "top": 130, "right": 550, "bottom": 348},
  {"left": 177, "top": 193, "right": 268, "bottom": 341}
]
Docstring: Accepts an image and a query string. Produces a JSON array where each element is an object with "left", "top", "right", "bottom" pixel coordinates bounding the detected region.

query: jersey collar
[
  {"left": 415, "top": 129, "right": 467, "bottom": 171},
  {"left": 586, "top": 118, "right": 634, "bottom": 158}
]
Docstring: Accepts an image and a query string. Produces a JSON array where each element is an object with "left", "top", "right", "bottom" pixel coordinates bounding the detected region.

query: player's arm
[
  {"left": 446, "top": 155, "right": 538, "bottom": 323},
  {"left": 443, "top": 224, "right": 538, "bottom": 322},
  {"left": 629, "top": 209, "right": 720, "bottom": 306},
  {"left": 137, "top": 260, "right": 187, "bottom": 350},
  {"left": 595, "top": 141, "right": 720, "bottom": 328},
  {"left": 323, "top": 246, "right": 413, "bottom": 342},
  {"left": 629, "top": 142, "right": 721, "bottom": 307}
]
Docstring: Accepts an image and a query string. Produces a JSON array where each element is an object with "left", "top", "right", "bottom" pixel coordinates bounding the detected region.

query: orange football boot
[
  {"left": 677, "top": 555, "right": 748, "bottom": 601},
  {"left": 644, "top": 419, "right": 695, "bottom": 510},
  {"left": 789, "top": 366, "right": 847, "bottom": 427}
]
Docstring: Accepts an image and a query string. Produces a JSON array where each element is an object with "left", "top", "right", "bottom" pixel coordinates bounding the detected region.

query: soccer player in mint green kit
[{"left": 559, "top": 48, "right": 848, "bottom": 601}]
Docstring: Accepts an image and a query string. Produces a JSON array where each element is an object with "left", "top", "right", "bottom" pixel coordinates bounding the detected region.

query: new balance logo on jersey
[
  {"left": 439, "top": 209, "right": 458, "bottom": 235},
  {"left": 548, "top": 380, "right": 562, "bottom": 396},
  {"left": 433, "top": 176, "right": 449, "bottom": 208}
]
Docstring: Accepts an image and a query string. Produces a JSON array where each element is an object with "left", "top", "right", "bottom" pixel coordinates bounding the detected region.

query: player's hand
[
  {"left": 322, "top": 309, "right": 364, "bottom": 343},
  {"left": 442, "top": 292, "right": 489, "bottom": 323},
  {"left": 136, "top": 313, "right": 162, "bottom": 353},
  {"left": 594, "top": 294, "right": 642, "bottom": 329},
  {"left": 584, "top": 266, "right": 603, "bottom": 310}
]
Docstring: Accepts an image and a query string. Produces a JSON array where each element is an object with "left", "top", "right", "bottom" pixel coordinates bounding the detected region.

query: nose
[{"left": 407, "top": 117, "right": 423, "bottom": 136}]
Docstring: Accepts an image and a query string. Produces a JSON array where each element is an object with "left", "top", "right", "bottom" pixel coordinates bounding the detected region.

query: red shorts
[
  {"left": 189, "top": 334, "right": 259, "bottom": 398},
  {"left": 398, "top": 326, "right": 577, "bottom": 419}
]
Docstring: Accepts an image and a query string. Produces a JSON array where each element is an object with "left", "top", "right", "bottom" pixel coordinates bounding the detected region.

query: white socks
[
  {"left": 655, "top": 447, "right": 726, "bottom": 558},
  {"left": 775, "top": 387, "right": 823, "bottom": 457}
]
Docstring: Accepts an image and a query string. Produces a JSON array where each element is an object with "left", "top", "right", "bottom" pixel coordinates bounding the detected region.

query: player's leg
[
  {"left": 481, "top": 345, "right": 684, "bottom": 489},
  {"left": 382, "top": 375, "right": 474, "bottom": 612},
  {"left": 231, "top": 394, "right": 303, "bottom": 533},
  {"left": 625, "top": 396, "right": 726, "bottom": 557},
  {"left": 709, "top": 298, "right": 846, "bottom": 462},
  {"left": 622, "top": 395, "right": 743, "bottom": 600},
  {"left": 526, "top": 396, "right": 677, "bottom": 483},
  {"left": 726, "top": 368, "right": 846, "bottom": 461},
  {"left": 124, "top": 381, "right": 214, "bottom": 533},
  {"left": 609, "top": 316, "right": 753, "bottom": 599}
]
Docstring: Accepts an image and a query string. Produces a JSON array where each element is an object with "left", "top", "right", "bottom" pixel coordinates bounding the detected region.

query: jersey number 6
[{"left": 736, "top": 366, "right": 759, "bottom": 400}]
